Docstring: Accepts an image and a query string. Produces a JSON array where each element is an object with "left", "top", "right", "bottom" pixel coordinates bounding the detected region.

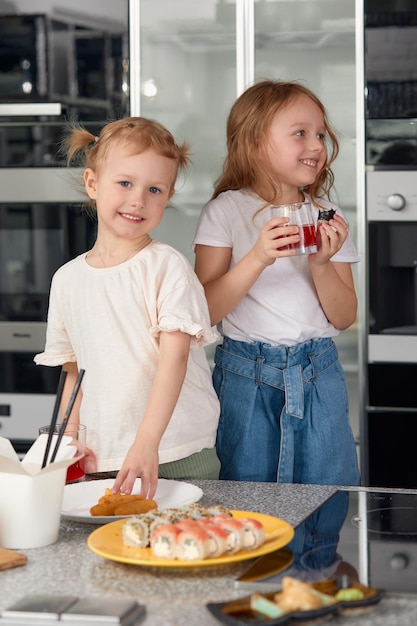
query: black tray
[{"left": 207, "top": 578, "right": 384, "bottom": 625}]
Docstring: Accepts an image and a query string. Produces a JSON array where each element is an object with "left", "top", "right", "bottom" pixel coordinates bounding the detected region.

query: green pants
[
  {"left": 158, "top": 447, "right": 220, "bottom": 480},
  {"left": 87, "top": 448, "right": 220, "bottom": 481}
]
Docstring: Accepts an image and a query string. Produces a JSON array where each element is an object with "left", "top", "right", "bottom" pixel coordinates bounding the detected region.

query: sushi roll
[
  {"left": 150, "top": 524, "right": 181, "bottom": 559},
  {"left": 216, "top": 518, "right": 245, "bottom": 554},
  {"left": 176, "top": 519, "right": 201, "bottom": 531},
  {"left": 175, "top": 526, "right": 211, "bottom": 561},
  {"left": 239, "top": 517, "right": 266, "bottom": 549},
  {"left": 197, "top": 520, "right": 228, "bottom": 557},
  {"left": 149, "top": 512, "right": 181, "bottom": 535},
  {"left": 158, "top": 508, "right": 186, "bottom": 520},
  {"left": 206, "top": 504, "right": 232, "bottom": 518},
  {"left": 181, "top": 503, "right": 211, "bottom": 520},
  {"left": 122, "top": 514, "right": 155, "bottom": 548}
]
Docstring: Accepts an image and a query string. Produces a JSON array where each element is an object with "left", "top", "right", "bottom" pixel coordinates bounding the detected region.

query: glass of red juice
[
  {"left": 39, "top": 424, "right": 86, "bottom": 483},
  {"left": 270, "top": 201, "right": 317, "bottom": 255}
]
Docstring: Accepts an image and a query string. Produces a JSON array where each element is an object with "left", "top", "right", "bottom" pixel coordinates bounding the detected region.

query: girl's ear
[{"left": 84, "top": 168, "right": 97, "bottom": 199}]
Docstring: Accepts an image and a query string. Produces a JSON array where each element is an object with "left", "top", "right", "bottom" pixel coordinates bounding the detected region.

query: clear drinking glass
[
  {"left": 39, "top": 424, "right": 86, "bottom": 483},
  {"left": 270, "top": 202, "right": 317, "bottom": 255}
]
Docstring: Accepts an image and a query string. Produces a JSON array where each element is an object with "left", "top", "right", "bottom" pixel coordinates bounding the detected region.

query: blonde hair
[
  {"left": 61, "top": 117, "right": 191, "bottom": 211},
  {"left": 213, "top": 80, "right": 339, "bottom": 207}
]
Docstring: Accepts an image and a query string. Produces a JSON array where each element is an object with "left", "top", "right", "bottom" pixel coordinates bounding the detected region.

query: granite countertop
[{"left": 1, "top": 480, "right": 417, "bottom": 626}]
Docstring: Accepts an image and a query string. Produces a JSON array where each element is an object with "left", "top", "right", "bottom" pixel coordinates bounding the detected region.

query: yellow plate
[{"left": 87, "top": 510, "right": 294, "bottom": 568}]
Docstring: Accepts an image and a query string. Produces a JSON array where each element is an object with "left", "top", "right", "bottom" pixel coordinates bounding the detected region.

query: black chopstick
[
  {"left": 50, "top": 368, "right": 85, "bottom": 463},
  {"left": 41, "top": 369, "right": 68, "bottom": 469}
]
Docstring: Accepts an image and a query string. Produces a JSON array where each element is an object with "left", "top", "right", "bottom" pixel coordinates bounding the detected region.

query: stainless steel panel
[
  {"left": 0, "top": 393, "right": 55, "bottom": 440},
  {"left": 367, "top": 170, "right": 417, "bottom": 222},
  {"left": 0, "top": 322, "right": 47, "bottom": 353},
  {"left": 369, "top": 540, "right": 417, "bottom": 593},
  {"left": 368, "top": 335, "right": 417, "bottom": 363},
  {"left": 0, "top": 168, "right": 84, "bottom": 203}
]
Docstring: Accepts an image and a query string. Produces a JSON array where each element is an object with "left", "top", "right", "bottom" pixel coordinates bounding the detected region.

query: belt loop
[
  {"left": 308, "top": 351, "right": 317, "bottom": 379},
  {"left": 255, "top": 355, "right": 264, "bottom": 384},
  {"left": 283, "top": 364, "right": 304, "bottom": 418}
]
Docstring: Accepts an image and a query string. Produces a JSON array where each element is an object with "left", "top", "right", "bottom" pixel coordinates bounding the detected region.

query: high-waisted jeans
[
  {"left": 213, "top": 336, "right": 360, "bottom": 486},
  {"left": 213, "top": 336, "right": 360, "bottom": 568}
]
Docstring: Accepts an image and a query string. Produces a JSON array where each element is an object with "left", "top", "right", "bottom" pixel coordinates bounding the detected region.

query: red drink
[
  {"left": 279, "top": 224, "right": 317, "bottom": 253},
  {"left": 66, "top": 458, "right": 85, "bottom": 483},
  {"left": 300, "top": 224, "right": 317, "bottom": 249}
]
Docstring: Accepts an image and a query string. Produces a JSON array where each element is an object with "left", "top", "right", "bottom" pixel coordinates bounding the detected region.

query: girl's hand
[
  {"left": 84, "top": 446, "right": 98, "bottom": 475},
  {"left": 112, "top": 441, "right": 159, "bottom": 499},
  {"left": 311, "top": 214, "right": 349, "bottom": 265},
  {"left": 256, "top": 216, "right": 300, "bottom": 265}
]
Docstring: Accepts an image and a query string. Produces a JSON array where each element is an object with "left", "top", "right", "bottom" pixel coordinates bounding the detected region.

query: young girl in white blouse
[{"left": 35, "top": 117, "right": 220, "bottom": 498}]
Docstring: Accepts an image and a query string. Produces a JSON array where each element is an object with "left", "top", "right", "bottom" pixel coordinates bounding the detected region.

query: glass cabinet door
[
  {"left": 254, "top": 0, "right": 356, "bottom": 216},
  {"left": 133, "top": 1, "right": 357, "bottom": 264},
  {"left": 130, "top": 2, "right": 359, "bottom": 429},
  {"left": 131, "top": 0, "right": 237, "bottom": 261},
  {"left": 254, "top": 0, "right": 359, "bottom": 437}
]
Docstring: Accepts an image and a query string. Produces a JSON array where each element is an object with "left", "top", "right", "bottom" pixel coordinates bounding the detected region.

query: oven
[
  {"left": 0, "top": 7, "right": 128, "bottom": 452},
  {"left": 365, "top": 172, "right": 417, "bottom": 489},
  {"left": 364, "top": 0, "right": 417, "bottom": 164},
  {"left": 362, "top": 0, "right": 417, "bottom": 489},
  {"left": 331, "top": 490, "right": 417, "bottom": 594},
  {"left": 0, "top": 170, "right": 97, "bottom": 449},
  {"left": 241, "top": 489, "right": 417, "bottom": 595}
]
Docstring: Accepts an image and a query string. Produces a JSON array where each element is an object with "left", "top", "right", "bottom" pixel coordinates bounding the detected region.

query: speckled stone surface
[{"left": 1, "top": 481, "right": 417, "bottom": 625}]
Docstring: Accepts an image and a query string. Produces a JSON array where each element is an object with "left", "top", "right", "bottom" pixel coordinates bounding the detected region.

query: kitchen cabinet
[{"left": 131, "top": 0, "right": 357, "bottom": 256}]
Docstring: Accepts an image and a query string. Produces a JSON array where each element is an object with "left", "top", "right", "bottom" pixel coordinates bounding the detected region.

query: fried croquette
[
  {"left": 113, "top": 499, "right": 157, "bottom": 516},
  {"left": 90, "top": 488, "right": 157, "bottom": 516}
]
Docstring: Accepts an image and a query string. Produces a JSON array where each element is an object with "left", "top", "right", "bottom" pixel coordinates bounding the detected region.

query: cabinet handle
[{"left": 0, "top": 103, "right": 62, "bottom": 116}]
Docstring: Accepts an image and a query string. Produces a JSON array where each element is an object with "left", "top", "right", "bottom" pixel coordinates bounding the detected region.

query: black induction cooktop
[
  {"left": 236, "top": 490, "right": 417, "bottom": 594},
  {"left": 338, "top": 490, "right": 417, "bottom": 593}
]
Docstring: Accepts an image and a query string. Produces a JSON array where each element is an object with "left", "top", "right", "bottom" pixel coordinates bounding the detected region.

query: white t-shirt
[
  {"left": 193, "top": 190, "right": 360, "bottom": 346},
  {"left": 34, "top": 240, "right": 220, "bottom": 472}
]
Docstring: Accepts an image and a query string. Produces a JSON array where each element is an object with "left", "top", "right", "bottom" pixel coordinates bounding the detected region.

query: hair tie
[{"left": 94, "top": 136, "right": 99, "bottom": 142}]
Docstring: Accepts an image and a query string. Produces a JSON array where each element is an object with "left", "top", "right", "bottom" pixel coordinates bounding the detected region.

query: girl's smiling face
[
  {"left": 261, "top": 94, "right": 328, "bottom": 198},
  {"left": 84, "top": 145, "right": 177, "bottom": 241}
]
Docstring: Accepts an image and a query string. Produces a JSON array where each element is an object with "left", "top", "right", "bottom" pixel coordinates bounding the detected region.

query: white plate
[{"left": 61, "top": 478, "right": 203, "bottom": 524}]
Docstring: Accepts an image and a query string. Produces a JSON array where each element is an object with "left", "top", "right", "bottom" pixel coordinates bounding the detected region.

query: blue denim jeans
[
  {"left": 213, "top": 336, "right": 360, "bottom": 486},
  {"left": 288, "top": 490, "right": 350, "bottom": 571}
]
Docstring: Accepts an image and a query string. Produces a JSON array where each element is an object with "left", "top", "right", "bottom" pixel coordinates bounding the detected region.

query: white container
[{"left": 0, "top": 435, "right": 81, "bottom": 549}]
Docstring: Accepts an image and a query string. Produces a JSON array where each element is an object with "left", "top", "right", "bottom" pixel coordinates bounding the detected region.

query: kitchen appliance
[
  {"left": 0, "top": 180, "right": 97, "bottom": 450},
  {"left": 236, "top": 490, "right": 417, "bottom": 595},
  {"left": 0, "top": 13, "right": 128, "bottom": 111},
  {"left": 339, "top": 490, "right": 417, "bottom": 594},
  {"left": 0, "top": 9, "right": 128, "bottom": 452},
  {"left": 361, "top": 0, "right": 417, "bottom": 488},
  {"left": 364, "top": 0, "right": 417, "bottom": 167},
  {"left": 364, "top": 175, "right": 417, "bottom": 493}
]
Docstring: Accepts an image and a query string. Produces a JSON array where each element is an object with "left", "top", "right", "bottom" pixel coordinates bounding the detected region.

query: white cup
[{"left": 270, "top": 202, "right": 317, "bottom": 255}]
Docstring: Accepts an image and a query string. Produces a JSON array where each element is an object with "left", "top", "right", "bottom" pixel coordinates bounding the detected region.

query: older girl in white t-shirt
[{"left": 193, "top": 80, "right": 360, "bottom": 489}]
